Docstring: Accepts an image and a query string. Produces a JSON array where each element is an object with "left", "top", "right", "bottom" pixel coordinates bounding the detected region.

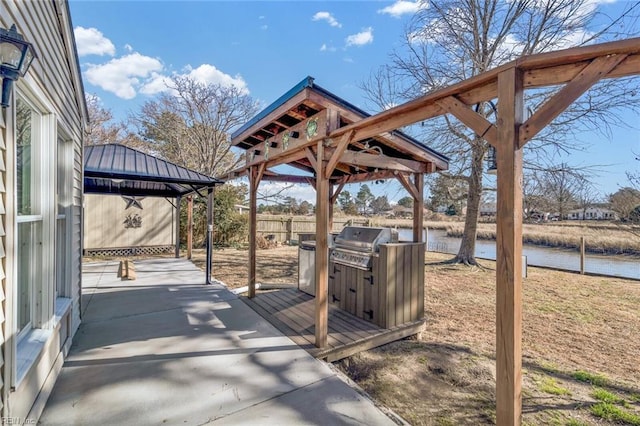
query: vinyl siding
[{"left": 0, "top": 0, "right": 85, "bottom": 418}]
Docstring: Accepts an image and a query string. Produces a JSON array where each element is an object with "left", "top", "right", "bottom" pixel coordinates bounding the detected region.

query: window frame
[{"left": 11, "top": 87, "right": 57, "bottom": 386}]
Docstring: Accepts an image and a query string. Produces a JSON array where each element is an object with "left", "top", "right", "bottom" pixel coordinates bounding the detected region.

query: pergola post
[
  {"left": 205, "top": 187, "right": 214, "bottom": 285},
  {"left": 187, "top": 195, "right": 193, "bottom": 260},
  {"left": 412, "top": 173, "right": 424, "bottom": 242},
  {"left": 496, "top": 67, "right": 524, "bottom": 426},
  {"left": 315, "top": 140, "right": 329, "bottom": 348},
  {"left": 175, "top": 195, "right": 181, "bottom": 258},
  {"left": 248, "top": 166, "right": 258, "bottom": 298}
]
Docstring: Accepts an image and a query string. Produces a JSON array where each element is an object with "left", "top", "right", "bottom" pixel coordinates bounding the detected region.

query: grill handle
[{"left": 363, "top": 309, "right": 373, "bottom": 320}]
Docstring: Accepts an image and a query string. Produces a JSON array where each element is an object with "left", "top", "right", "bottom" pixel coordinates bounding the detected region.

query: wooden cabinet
[{"left": 329, "top": 242, "right": 425, "bottom": 328}]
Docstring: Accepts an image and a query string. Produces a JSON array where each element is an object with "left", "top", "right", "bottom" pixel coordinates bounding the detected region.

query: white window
[
  {"left": 16, "top": 96, "right": 43, "bottom": 339},
  {"left": 14, "top": 93, "right": 55, "bottom": 337},
  {"left": 13, "top": 91, "right": 57, "bottom": 384}
]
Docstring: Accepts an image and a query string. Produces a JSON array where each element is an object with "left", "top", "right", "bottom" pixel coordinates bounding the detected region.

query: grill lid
[{"left": 334, "top": 226, "right": 397, "bottom": 252}]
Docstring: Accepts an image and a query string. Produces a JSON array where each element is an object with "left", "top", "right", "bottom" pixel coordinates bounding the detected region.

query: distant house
[
  {"left": 235, "top": 204, "right": 250, "bottom": 214},
  {"left": 1, "top": 1, "right": 86, "bottom": 420},
  {"left": 480, "top": 202, "right": 497, "bottom": 217},
  {"left": 392, "top": 205, "right": 413, "bottom": 218},
  {"left": 567, "top": 207, "right": 618, "bottom": 220}
]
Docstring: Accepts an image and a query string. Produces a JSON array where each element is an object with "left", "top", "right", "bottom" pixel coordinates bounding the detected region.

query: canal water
[{"left": 397, "top": 228, "right": 640, "bottom": 281}]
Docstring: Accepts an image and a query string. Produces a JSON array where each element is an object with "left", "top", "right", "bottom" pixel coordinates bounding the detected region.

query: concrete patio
[{"left": 39, "top": 258, "right": 400, "bottom": 425}]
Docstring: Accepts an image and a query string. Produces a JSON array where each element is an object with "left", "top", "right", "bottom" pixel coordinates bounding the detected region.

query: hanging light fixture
[
  {"left": 0, "top": 24, "right": 36, "bottom": 108},
  {"left": 486, "top": 145, "right": 497, "bottom": 175}
]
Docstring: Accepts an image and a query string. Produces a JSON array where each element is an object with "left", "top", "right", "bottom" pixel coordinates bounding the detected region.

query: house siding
[{"left": 0, "top": 0, "right": 85, "bottom": 420}]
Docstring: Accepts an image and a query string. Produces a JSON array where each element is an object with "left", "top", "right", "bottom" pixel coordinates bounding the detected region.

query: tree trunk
[{"left": 454, "top": 141, "right": 484, "bottom": 265}]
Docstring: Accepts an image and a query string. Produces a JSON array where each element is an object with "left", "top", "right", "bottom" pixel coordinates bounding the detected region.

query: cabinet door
[
  {"left": 346, "top": 266, "right": 357, "bottom": 315},
  {"left": 362, "top": 260, "right": 377, "bottom": 323},
  {"left": 329, "top": 261, "right": 338, "bottom": 305}
]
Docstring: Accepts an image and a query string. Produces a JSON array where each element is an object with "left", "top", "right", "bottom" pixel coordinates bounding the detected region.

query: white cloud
[
  {"left": 74, "top": 27, "right": 116, "bottom": 57},
  {"left": 378, "top": 1, "right": 426, "bottom": 18},
  {"left": 138, "top": 72, "right": 171, "bottom": 96},
  {"left": 345, "top": 27, "right": 374, "bottom": 47},
  {"left": 260, "top": 24, "right": 268, "bottom": 30},
  {"left": 312, "top": 11, "right": 342, "bottom": 28},
  {"left": 85, "top": 53, "right": 163, "bottom": 99},
  {"left": 343, "top": 57, "right": 355, "bottom": 63},
  {"left": 124, "top": 44, "right": 133, "bottom": 53},
  {"left": 183, "top": 64, "right": 249, "bottom": 93},
  {"left": 320, "top": 43, "right": 337, "bottom": 52}
]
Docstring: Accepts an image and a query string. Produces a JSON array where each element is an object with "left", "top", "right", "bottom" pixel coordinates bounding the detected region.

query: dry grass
[
  {"left": 202, "top": 246, "right": 640, "bottom": 425},
  {"left": 441, "top": 222, "right": 640, "bottom": 255}
]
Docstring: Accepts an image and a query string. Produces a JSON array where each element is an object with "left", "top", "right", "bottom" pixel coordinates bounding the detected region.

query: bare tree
[
  {"left": 85, "top": 94, "right": 124, "bottom": 145},
  {"left": 131, "top": 77, "right": 259, "bottom": 177},
  {"left": 361, "top": 0, "right": 640, "bottom": 264},
  {"left": 574, "top": 178, "right": 600, "bottom": 219}
]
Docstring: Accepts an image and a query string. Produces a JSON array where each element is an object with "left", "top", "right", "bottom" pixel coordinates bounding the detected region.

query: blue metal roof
[{"left": 84, "top": 144, "right": 222, "bottom": 197}]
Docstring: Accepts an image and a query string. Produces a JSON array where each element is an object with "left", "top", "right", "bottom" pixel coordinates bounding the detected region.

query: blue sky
[{"left": 69, "top": 0, "right": 639, "bottom": 204}]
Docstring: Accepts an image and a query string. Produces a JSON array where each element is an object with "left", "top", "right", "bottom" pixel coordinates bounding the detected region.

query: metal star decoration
[{"left": 122, "top": 195, "right": 144, "bottom": 210}]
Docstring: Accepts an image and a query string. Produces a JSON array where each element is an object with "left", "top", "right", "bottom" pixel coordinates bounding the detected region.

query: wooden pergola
[{"left": 226, "top": 38, "right": 640, "bottom": 425}]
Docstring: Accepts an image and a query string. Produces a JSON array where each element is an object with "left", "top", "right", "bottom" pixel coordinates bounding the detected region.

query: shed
[{"left": 84, "top": 143, "right": 223, "bottom": 281}]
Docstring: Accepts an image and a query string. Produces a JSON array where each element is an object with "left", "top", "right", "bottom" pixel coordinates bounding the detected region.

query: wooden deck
[{"left": 241, "top": 288, "right": 424, "bottom": 362}]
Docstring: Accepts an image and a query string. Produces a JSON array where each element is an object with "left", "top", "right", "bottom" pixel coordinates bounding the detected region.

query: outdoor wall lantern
[
  {"left": 0, "top": 24, "right": 36, "bottom": 108},
  {"left": 486, "top": 145, "right": 497, "bottom": 175}
]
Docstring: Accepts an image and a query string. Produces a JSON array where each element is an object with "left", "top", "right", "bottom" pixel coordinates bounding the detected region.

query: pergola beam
[
  {"left": 339, "top": 150, "right": 429, "bottom": 174},
  {"left": 325, "top": 130, "right": 355, "bottom": 179},
  {"left": 520, "top": 54, "right": 628, "bottom": 145},
  {"left": 395, "top": 173, "right": 420, "bottom": 201},
  {"left": 437, "top": 96, "right": 498, "bottom": 146},
  {"left": 327, "top": 39, "right": 640, "bottom": 149}
]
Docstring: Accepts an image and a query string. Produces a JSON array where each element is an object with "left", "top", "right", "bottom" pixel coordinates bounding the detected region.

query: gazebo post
[
  {"left": 412, "top": 173, "right": 424, "bottom": 242},
  {"left": 314, "top": 140, "right": 329, "bottom": 348},
  {"left": 495, "top": 67, "right": 524, "bottom": 426},
  {"left": 205, "top": 187, "right": 214, "bottom": 285},
  {"left": 248, "top": 166, "right": 260, "bottom": 298},
  {"left": 175, "top": 195, "right": 181, "bottom": 258},
  {"left": 187, "top": 195, "right": 193, "bottom": 260}
]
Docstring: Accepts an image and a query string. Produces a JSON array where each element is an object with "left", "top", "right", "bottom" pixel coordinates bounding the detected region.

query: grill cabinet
[{"left": 328, "top": 226, "right": 425, "bottom": 328}]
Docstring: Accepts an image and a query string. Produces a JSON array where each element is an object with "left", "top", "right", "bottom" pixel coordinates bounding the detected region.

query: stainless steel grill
[{"left": 330, "top": 226, "right": 398, "bottom": 270}]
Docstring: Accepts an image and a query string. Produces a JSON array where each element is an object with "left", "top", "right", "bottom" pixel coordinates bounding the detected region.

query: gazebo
[
  {"left": 226, "top": 37, "right": 640, "bottom": 425},
  {"left": 84, "top": 143, "right": 223, "bottom": 283}
]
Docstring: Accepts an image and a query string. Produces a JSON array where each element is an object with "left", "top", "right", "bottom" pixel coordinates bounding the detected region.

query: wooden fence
[{"left": 257, "top": 215, "right": 368, "bottom": 243}]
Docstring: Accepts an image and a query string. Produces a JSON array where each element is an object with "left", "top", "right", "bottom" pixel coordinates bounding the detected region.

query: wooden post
[
  {"left": 205, "top": 188, "right": 214, "bottom": 285},
  {"left": 286, "top": 216, "right": 293, "bottom": 243},
  {"left": 580, "top": 236, "right": 586, "bottom": 274},
  {"left": 315, "top": 140, "right": 329, "bottom": 348},
  {"left": 329, "top": 184, "right": 335, "bottom": 232},
  {"left": 249, "top": 167, "right": 258, "bottom": 297},
  {"left": 175, "top": 195, "right": 181, "bottom": 258},
  {"left": 413, "top": 173, "right": 424, "bottom": 242},
  {"left": 424, "top": 227, "right": 429, "bottom": 250},
  {"left": 496, "top": 67, "right": 524, "bottom": 426},
  {"left": 187, "top": 195, "right": 193, "bottom": 260}
]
